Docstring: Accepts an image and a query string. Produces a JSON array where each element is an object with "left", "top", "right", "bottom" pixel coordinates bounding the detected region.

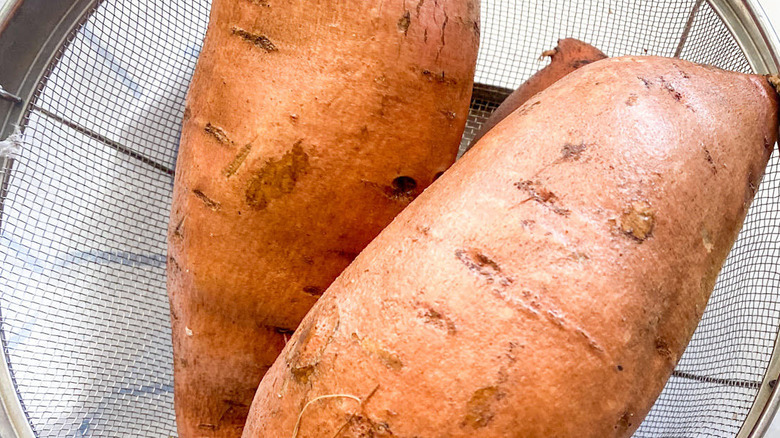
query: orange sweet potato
[
  {"left": 166, "top": 0, "right": 479, "bottom": 436},
  {"left": 241, "top": 57, "right": 778, "bottom": 438},
  {"left": 468, "top": 38, "right": 606, "bottom": 149}
]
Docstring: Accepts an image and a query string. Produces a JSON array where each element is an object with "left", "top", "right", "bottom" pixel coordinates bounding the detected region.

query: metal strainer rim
[{"left": 0, "top": 0, "right": 779, "bottom": 436}]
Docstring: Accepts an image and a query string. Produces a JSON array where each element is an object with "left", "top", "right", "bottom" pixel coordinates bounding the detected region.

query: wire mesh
[{"left": 0, "top": 0, "right": 776, "bottom": 437}]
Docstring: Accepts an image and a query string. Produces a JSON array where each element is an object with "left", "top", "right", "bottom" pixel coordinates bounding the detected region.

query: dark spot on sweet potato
[
  {"left": 433, "top": 171, "right": 444, "bottom": 181},
  {"left": 421, "top": 69, "right": 457, "bottom": 85},
  {"left": 167, "top": 255, "right": 181, "bottom": 273},
  {"left": 415, "top": 0, "right": 426, "bottom": 15},
  {"left": 193, "top": 189, "right": 221, "bottom": 211},
  {"left": 204, "top": 123, "right": 231, "bottom": 144},
  {"left": 765, "top": 136, "right": 773, "bottom": 151},
  {"left": 455, "top": 249, "right": 513, "bottom": 287},
  {"left": 231, "top": 27, "right": 277, "bottom": 52},
  {"left": 626, "top": 94, "right": 638, "bottom": 106},
  {"left": 655, "top": 337, "right": 673, "bottom": 360},
  {"left": 246, "top": 0, "right": 270, "bottom": 6},
  {"left": 291, "top": 364, "right": 315, "bottom": 384},
  {"left": 397, "top": 10, "right": 411, "bottom": 35},
  {"left": 618, "top": 202, "right": 654, "bottom": 242},
  {"left": 617, "top": 365, "right": 624, "bottom": 371},
  {"left": 198, "top": 423, "right": 217, "bottom": 430},
  {"left": 224, "top": 142, "right": 253, "bottom": 177},
  {"left": 382, "top": 176, "right": 417, "bottom": 201},
  {"left": 328, "top": 249, "right": 360, "bottom": 261},
  {"left": 182, "top": 106, "right": 192, "bottom": 122},
  {"left": 638, "top": 76, "right": 652, "bottom": 88},
  {"left": 419, "top": 307, "right": 457, "bottom": 334},
  {"left": 514, "top": 180, "right": 570, "bottom": 216},
  {"left": 345, "top": 415, "right": 393, "bottom": 437},
  {"left": 561, "top": 142, "right": 586, "bottom": 161},
  {"left": 303, "top": 285, "right": 324, "bottom": 296},
  {"left": 172, "top": 217, "right": 185, "bottom": 239},
  {"left": 570, "top": 59, "right": 598, "bottom": 69},
  {"left": 462, "top": 386, "right": 500, "bottom": 428},
  {"left": 614, "top": 410, "right": 634, "bottom": 433},
  {"left": 704, "top": 147, "right": 716, "bottom": 173},
  {"left": 246, "top": 140, "right": 309, "bottom": 209}
]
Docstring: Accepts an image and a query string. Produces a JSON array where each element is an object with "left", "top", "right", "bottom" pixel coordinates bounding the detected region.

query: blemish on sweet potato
[
  {"left": 173, "top": 217, "right": 185, "bottom": 239},
  {"left": 418, "top": 306, "right": 457, "bottom": 334},
  {"left": 231, "top": 27, "right": 277, "bottom": 52},
  {"left": 291, "top": 365, "right": 315, "bottom": 384},
  {"left": 246, "top": 0, "right": 270, "bottom": 6},
  {"left": 614, "top": 410, "right": 634, "bottom": 433},
  {"left": 514, "top": 180, "right": 570, "bottom": 216},
  {"left": 397, "top": 11, "right": 411, "bottom": 35},
  {"left": 224, "top": 142, "right": 253, "bottom": 177},
  {"left": 462, "top": 386, "right": 500, "bottom": 428},
  {"left": 626, "top": 94, "right": 638, "bottom": 106},
  {"left": 303, "top": 286, "right": 324, "bottom": 296},
  {"left": 198, "top": 423, "right": 217, "bottom": 430},
  {"left": 375, "top": 176, "right": 418, "bottom": 202},
  {"left": 455, "top": 249, "right": 513, "bottom": 287},
  {"left": 561, "top": 142, "right": 586, "bottom": 161},
  {"left": 421, "top": 69, "right": 457, "bottom": 85},
  {"left": 661, "top": 78, "right": 683, "bottom": 101},
  {"left": 415, "top": 0, "right": 425, "bottom": 16},
  {"left": 703, "top": 147, "right": 716, "bottom": 173},
  {"left": 345, "top": 415, "right": 394, "bottom": 437},
  {"left": 655, "top": 337, "right": 673, "bottom": 360},
  {"left": 246, "top": 140, "right": 309, "bottom": 209},
  {"left": 618, "top": 202, "right": 654, "bottom": 242},
  {"left": 193, "top": 189, "right": 221, "bottom": 211},
  {"left": 205, "top": 123, "right": 231, "bottom": 144},
  {"left": 440, "top": 109, "right": 457, "bottom": 120},
  {"left": 638, "top": 76, "right": 652, "bottom": 88},
  {"left": 168, "top": 255, "right": 181, "bottom": 273},
  {"left": 570, "top": 58, "right": 600, "bottom": 69},
  {"left": 352, "top": 333, "right": 404, "bottom": 371}
]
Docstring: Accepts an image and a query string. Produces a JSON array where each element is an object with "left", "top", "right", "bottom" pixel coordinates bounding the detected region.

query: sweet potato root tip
[{"left": 768, "top": 74, "right": 780, "bottom": 94}]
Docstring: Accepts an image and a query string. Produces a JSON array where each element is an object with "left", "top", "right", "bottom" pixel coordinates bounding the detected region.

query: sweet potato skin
[
  {"left": 241, "top": 57, "right": 778, "bottom": 438},
  {"left": 468, "top": 38, "right": 606, "bottom": 149},
  {"left": 167, "top": 0, "right": 479, "bottom": 436}
]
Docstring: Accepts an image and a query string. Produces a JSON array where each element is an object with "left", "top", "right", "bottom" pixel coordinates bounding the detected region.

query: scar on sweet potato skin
[{"left": 246, "top": 141, "right": 310, "bottom": 210}]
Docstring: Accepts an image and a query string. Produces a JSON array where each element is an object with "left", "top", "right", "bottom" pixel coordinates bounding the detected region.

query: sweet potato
[
  {"left": 166, "top": 0, "right": 479, "bottom": 436},
  {"left": 467, "top": 38, "right": 606, "bottom": 149},
  {"left": 241, "top": 57, "right": 779, "bottom": 438}
]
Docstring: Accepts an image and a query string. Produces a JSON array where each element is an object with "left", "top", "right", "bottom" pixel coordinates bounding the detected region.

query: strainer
[{"left": 0, "top": 0, "right": 779, "bottom": 437}]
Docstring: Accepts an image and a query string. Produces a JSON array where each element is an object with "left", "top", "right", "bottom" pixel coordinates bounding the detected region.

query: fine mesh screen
[{"left": 0, "top": 0, "right": 777, "bottom": 437}]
